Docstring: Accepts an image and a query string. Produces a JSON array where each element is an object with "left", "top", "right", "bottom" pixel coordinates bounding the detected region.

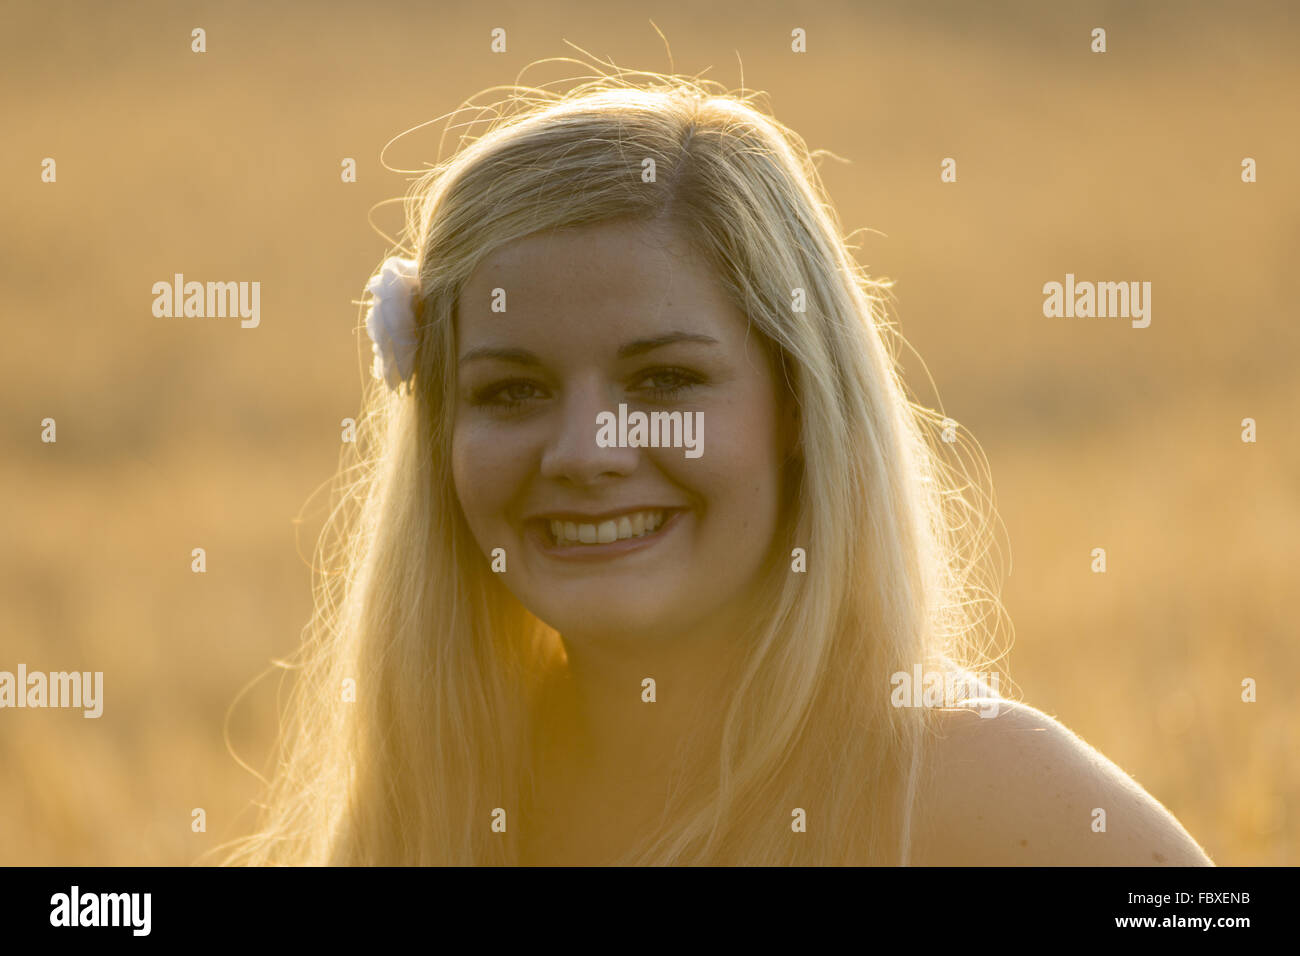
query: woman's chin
[{"left": 536, "top": 600, "right": 695, "bottom": 646}]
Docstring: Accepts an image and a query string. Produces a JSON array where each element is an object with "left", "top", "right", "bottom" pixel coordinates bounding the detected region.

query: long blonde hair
[{"left": 218, "top": 62, "right": 1006, "bottom": 866}]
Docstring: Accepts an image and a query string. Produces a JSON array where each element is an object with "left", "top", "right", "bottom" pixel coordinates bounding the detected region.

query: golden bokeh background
[{"left": 1, "top": 0, "right": 1295, "bottom": 864}]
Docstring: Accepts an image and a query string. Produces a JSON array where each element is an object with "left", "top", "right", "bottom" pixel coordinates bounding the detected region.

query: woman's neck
[{"left": 520, "top": 617, "right": 747, "bottom": 863}]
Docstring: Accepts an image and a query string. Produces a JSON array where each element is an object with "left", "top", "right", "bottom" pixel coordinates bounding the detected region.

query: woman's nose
[{"left": 538, "top": 380, "right": 639, "bottom": 484}]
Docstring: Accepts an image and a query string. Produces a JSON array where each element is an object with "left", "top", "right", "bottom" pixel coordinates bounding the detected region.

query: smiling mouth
[{"left": 542, "top": 508, "right": 672, "bottom": 546}]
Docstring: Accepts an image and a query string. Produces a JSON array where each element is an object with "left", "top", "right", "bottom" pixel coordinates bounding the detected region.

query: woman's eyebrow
[
  {"left": 616, "top": 331, "right": 719, "bottom": 359},
  {"left": 458, "top": 331, "right": 720, "bottom": 367},
  {"left": 458, "top": 345, "right": 541, "bottom": 368}
]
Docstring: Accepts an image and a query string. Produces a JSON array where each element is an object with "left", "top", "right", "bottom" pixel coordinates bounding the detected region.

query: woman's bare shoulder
[{"left": 908, "top": 699, "right": 1214, "bottom": 866}]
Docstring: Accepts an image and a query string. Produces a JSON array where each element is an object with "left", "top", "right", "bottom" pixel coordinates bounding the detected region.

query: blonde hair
[{"left": 217, "top": 60, "right": 1006, "bottom": 866}]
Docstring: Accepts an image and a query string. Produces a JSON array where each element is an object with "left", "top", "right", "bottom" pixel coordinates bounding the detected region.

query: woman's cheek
[
  {"left": 452, "top": 428, "right": 498, "bottom": 522},
  {"left": 458, "top": 436, "right": 505, "bottom": 496}
]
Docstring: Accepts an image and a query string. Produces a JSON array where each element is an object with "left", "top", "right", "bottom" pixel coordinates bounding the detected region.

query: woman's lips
[{"left": 528, "top": 509, "right": 686, "bottom": 561}]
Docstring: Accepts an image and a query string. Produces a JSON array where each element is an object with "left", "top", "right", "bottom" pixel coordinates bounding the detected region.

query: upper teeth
[{"left": 549, "top": 509, "right": 667, "bottom": 545}]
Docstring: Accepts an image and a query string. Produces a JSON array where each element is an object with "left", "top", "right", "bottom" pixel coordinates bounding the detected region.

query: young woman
[{"left": 221, "top": 71, "right": 1212, "bottom": 866}]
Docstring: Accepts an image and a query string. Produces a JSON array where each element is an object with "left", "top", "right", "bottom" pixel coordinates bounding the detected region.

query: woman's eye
[
  {"left": 469, "top": 368, "right": 703, "bottom": 414},
  {"left": 637, "top": 367, "right": 703, "bottom": 400},
  {"left": 471, "top": 380, "right": 543, "bottom": 411}
]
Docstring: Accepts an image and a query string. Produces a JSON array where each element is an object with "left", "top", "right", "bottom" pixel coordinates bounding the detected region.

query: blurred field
[{"left": 1, "top": 0, "right": 1296, "bottom": 864}]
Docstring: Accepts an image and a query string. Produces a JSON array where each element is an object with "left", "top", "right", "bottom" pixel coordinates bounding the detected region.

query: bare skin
[{"left": 910, "top": 701, "right": 1214, "bottom": 865}]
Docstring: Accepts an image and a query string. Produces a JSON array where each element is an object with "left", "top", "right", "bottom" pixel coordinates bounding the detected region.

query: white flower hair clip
[{"left": 363, "top": 256, "right": 421, "bottom": 391}]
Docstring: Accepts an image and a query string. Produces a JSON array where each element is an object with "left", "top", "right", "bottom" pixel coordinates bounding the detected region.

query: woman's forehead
[{"left": 455, "top": 220, "right": 747, "bottom": 354}]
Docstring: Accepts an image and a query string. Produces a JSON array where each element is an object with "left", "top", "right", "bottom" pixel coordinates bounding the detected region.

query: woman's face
[{"left": 452, "top": 217, "right": 792, "bottom": 644}]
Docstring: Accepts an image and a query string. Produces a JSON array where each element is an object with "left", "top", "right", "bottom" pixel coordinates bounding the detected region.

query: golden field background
[{"left": 1, "top": 0, "right": 1296, "bottom": 864}]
